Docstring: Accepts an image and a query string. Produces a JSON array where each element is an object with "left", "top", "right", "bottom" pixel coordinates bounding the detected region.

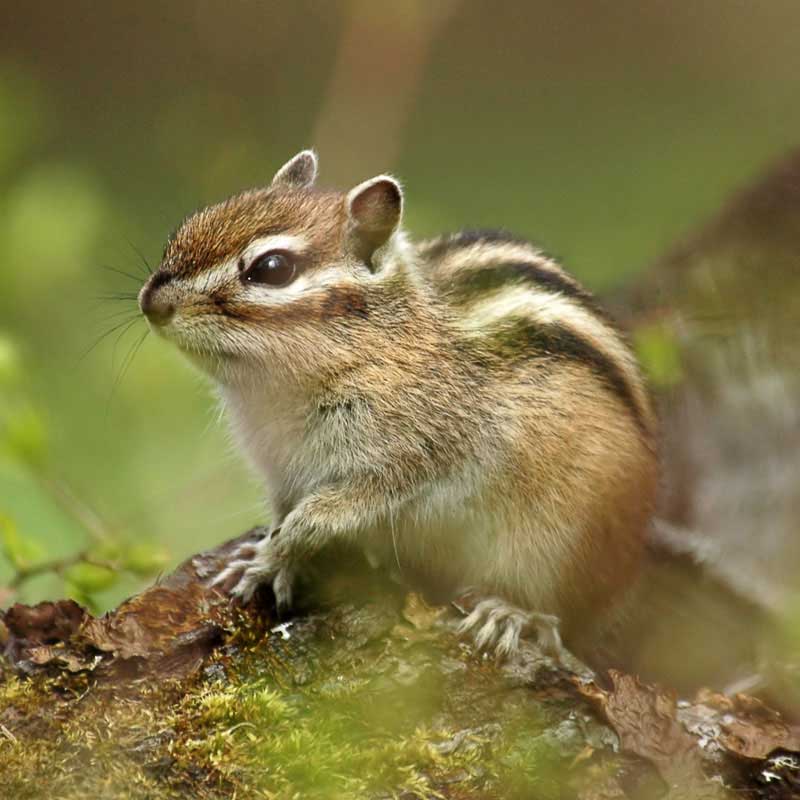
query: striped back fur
[{"left": 419, "top": 230, "right": 657, "bottom": 445}]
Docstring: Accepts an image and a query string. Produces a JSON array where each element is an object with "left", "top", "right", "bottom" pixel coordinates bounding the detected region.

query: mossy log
[{"left": 2, "top": 535, "right": 797, "bottom": 799}]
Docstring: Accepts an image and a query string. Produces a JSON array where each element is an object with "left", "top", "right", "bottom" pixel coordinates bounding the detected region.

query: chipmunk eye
[{"left": 242, "top": 251, "right": 297, "bottom": 287}]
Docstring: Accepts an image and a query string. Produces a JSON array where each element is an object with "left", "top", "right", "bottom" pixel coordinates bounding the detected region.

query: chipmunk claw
[
  {"left": 272, "top": 567, "right": 294, "bottom": 613},
  {"left": 209, "top": 534, "right": 295, "bottom": 611},
  {"left": 457, "top": 597, "right": 564, "bottom": 663}
]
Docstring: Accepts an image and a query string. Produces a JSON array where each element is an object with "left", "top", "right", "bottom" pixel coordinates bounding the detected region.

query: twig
[
  {"left": 34, "top": 473, "right": 113, "bottom": 544},
  {"left": 6, "top": 550, "right": 90, "bottom": 590}
]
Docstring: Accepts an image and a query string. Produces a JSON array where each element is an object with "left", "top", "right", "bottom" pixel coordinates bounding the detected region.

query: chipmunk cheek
[{"left": 207, "top": 291, "right": 240, "bottom": 318}]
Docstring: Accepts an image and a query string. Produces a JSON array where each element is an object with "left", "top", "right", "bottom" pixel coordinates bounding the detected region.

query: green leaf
[
  {"left": 4, "top": 164, "right": 106, "bottom": 287},
  {"left": 121, "top": 541, "right": 169, "bottom": 577},
  {"left": 0, "top": 515, "right": 45, "bottom": 569},
  {"left": 64, "top": 561, "right": 118, "bottom": 593},
  {"left": 0, "top": 334, "right": 21, "bottom": 388},
  {"left": 63, "top": 580, "right": 96, "bottom": 612},
  {"left": 633, "top": 322, "right": 684, "bottom": 389},
  {"left": 88, "top": 539, "right": 124, "bottom": 563},
  {"left": 3, "top": 404, "right": 48, "bottom": 469}
]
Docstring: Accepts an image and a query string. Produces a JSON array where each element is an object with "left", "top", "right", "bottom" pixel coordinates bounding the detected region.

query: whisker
[
  {"left": 95, "top": 292, "right": 140, "bottom": 302},
  {"left": 87, "top": 295, "right": 141, "bottom": 316},
  {"left": 94, "top": 307, "right": 143, "bottom": 324},
  {"left": 125, "top": 238, "right": 153, "bottom": 275},
  {"left": 110, "top": 317, "right": 143, "bottom": 370},
  {"left": 120, "top": 328, "right": 149, "bottom": 385},
  {"left": 79, "top": 314, "right": 141, "bottom": 362},
  {"left": 106, "top": 328, "right": 149, "bottom": 416},
  {"left": 102, "top": 265, "right": 144, "bottom": 284}
]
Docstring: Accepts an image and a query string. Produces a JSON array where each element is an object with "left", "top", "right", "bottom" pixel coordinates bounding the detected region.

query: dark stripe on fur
[
  {"left": 448, "top": 261, "right": 612, "bottom": 323},
  {"left": 321, "top": 287, "right": 370, "bottom": 320},
  {"left": 423, "top": 229, "right": 529, "bottom": 261},
  {"left": 487, "top": 318, "right": 648, "bottom": 436}
]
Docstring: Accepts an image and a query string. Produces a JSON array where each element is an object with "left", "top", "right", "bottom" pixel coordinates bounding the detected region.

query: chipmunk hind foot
[{"left": 456, "top": 596, "right": 565, "bottom": 663}]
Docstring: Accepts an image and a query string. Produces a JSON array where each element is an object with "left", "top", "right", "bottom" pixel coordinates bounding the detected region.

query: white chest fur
[{"left": 221, "top": 382, "right": 317, "bottom": 514}]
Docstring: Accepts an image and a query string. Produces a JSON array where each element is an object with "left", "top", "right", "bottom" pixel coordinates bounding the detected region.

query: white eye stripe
[
  {"left": 176, "top": 235, "right": 311, "bottom": 295},
  {"left": 242, "top": 234, "right": 310, "bottom": 267},
  {"left": 244, "top": 274, "right": 311, "bottom": 303},
  {"left": 184, "top": 263, "right": 237, "bottom": 294},
  {"left": 191, "top": 263, "right": 347, "bottom": 308},
  {"left": 241, "top": 266, "right": 348, "bottom": 305}
]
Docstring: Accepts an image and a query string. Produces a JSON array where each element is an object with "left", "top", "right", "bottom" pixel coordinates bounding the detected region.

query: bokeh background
[{"left": 2, "top": 0, "right": 800, "bottom": 608}]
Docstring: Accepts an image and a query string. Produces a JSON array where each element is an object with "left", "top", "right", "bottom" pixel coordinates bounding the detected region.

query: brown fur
[
  {"left": 140, "top": 154, "right": 659, "bottom": 659},
  {"left": 163, "top": 188, "right": 348, "bottom": 277}
]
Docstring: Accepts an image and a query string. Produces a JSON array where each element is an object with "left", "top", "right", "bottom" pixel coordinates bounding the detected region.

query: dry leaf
[
  {"left": 577, "top": 670, "right": 722, "bottom": 798},
  {"left": 1, "top": 529, "right": 269, "bottom": 684}
]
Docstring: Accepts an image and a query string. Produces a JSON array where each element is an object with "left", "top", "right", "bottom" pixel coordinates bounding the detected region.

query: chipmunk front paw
[{"left": 211, "top": 532, "right": 295, "bottom": 611}]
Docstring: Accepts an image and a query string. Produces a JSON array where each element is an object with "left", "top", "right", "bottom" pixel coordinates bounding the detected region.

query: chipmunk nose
[
  {"left": 143, "top": 298, "right": 175, "bottom": 327},
  {"left": 139, "top": 273, "right": 176, "bottom": 327}
]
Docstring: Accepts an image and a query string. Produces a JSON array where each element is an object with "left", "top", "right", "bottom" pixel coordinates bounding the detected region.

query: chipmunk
[{"left": 138, "top": 150, "right": 659, "bottom": 660}]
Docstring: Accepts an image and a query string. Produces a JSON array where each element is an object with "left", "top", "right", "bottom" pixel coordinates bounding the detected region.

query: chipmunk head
[{"left": 139, "top": 150, "right": 406, "bottom": 383}]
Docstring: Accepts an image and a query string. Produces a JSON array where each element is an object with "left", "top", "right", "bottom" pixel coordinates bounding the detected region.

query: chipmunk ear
[
  {"left": 271, "top": 149, "right": 318, "bottom": 189},
  {"left": 346, "top": 175, "right": 403, "bottom": 269}
]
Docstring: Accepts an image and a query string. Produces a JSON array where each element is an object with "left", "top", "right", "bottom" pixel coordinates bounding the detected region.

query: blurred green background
[{"left": 1, "top": 0, "right": 799, "bottom": 609}]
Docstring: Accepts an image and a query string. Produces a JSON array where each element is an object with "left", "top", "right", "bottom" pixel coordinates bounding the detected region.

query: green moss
[{"left": 0, "top": 598, "right": 590, "bottom": 799}]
